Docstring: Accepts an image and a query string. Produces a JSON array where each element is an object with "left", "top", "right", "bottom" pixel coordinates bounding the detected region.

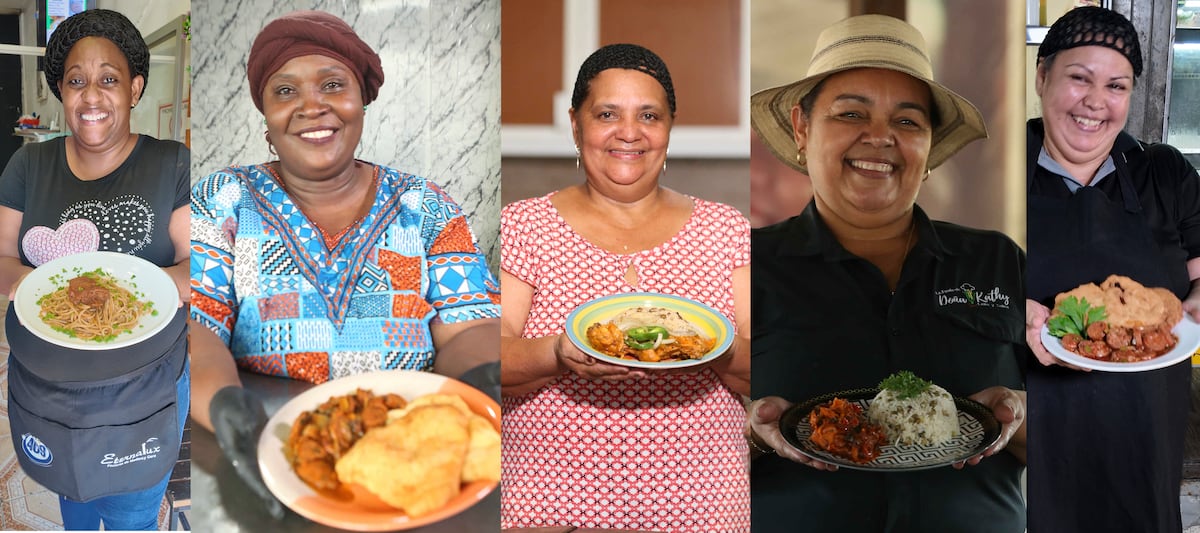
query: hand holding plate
[
  {"left": 953, "top": 386, "right": 1024, "bottom": 469},
  {"left": 554, "top": 333, "right": 647, "bottom": 382},
  {"left": 211, "top": 386, "right": 285, "bottom": 520},
  {"left": 1183, "top": 293, "right": 1200, "bottom": 323},
  {"left": 1026, "top": 299, "right": 1090, "bottom": 371},
  {"left": 748, "top": 397, "right": 837, "bottom": 471},
  {"left": 7, "top": 269, "right": 29, "bottom": 302}
]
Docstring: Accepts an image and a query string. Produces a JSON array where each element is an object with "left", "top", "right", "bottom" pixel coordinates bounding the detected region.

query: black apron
[
  {"left": 6, "top": 307, "right": 186, "bottom": 502},
  {"left": 1026, "top": 157, "right": 1190, "bottom": 533}
]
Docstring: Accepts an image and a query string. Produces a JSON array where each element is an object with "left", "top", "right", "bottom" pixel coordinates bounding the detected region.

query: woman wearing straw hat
[
  {"left": 746, "top": 15, "right": 1026, "bottom": 532},
  {"left": 1024, "top": 7, "right": 1198, "bottom": 532}
]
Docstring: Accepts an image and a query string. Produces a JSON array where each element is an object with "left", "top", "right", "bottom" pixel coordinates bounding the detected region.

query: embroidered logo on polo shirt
[
  {"left": 21, "top": 433, "right": 52, "bottom": 467},
  {"left": 936, "top": 283, "right": 1011, "bottom": 309}
]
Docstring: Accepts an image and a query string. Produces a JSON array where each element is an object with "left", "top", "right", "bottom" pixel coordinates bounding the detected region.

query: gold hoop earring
[
  {"left": 265, "top": 131, "right": 277, "bottom": 157},
  {"left": 796, "top": 149, "right": 806, "bottom": 167},
  {"left": 663, "top": 148, "right": 669, "bottom": 175},
  {"left": 575, "top": 146, "right": 580, "bottom": 170},
  {"left": 923, "top": 169, "right": 931, "bottom": 182}
]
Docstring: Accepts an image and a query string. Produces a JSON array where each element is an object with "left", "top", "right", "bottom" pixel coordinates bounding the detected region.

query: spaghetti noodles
[{"left": 37, "top": 269, "right": 154, "bottom": 342}]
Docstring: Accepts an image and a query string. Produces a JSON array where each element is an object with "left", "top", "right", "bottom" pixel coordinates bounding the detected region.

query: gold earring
[
  {"left": 796, "top": 149, "right": 807, "bottom": 167},
  {"left": 923, "top": 169, "right": 931, "bottom": 182},
  {"left": 265, "top": 131, "right": 277, "bottom": 157},
  {"left": 663, "top": 148, "right": 669, "bottom": 175},
  {"left": 575, "top": 146, "right": 580, "bottom": 170}
]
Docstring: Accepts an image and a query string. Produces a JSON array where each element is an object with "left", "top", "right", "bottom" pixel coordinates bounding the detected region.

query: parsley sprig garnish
[
  {"left": 1047, "top": 296, "right": 1107, "bottom": 338},
  {"left": 878, "top": 371, "right": 932, "bottom": 400}
]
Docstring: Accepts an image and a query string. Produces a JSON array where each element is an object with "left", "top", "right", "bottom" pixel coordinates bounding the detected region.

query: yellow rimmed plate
[{"left": 564, "top": 292, "right": 734, "bottom": 369}]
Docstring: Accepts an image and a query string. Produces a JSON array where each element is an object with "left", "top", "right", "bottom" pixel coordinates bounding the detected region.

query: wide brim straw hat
[{"left": 750, "top": 14, "right": 987, "bottom": 174}]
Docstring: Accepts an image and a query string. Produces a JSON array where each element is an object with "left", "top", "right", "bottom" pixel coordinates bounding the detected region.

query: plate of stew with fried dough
[
  {"left": 257, "top": 370, "right": 500, "bottom": 531},
  {"left": 1040, "top": 275, "right": 1200, "bottom": 372}
]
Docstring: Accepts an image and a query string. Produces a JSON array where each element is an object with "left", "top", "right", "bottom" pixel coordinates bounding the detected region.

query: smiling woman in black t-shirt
[{"left": 0, "top": 10, "right": 189, "bottom": 531}]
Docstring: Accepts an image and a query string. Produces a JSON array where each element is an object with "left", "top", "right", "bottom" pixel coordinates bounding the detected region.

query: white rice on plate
[{"left": 866, "top": 384, "right": 959, "bottom": 446}]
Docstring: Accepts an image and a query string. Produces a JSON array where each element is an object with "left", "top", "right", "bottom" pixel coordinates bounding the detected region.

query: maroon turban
[{"left": 246, "top": 10, "right": 385, "bottom": 112}]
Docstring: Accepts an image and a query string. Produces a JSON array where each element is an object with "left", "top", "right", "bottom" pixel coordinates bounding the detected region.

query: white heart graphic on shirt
[
  {"left": 60, "top": 195, "right": 155, "bottom": 254},
  {"left": 22, "top": 218, "right": 101, "bottom": 266}
]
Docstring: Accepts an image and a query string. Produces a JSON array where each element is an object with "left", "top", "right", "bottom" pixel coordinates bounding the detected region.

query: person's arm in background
[
  {"left": 1173, "top": 151, "right": 1200, "bottom": 320},
  {"left": 164, "top": 206, "right": 190, "bottom": 306},
  {"left": 431, "top": 318, "right": 500, "bottom": 378},
  {"left": 190, "top": 321, "right": 242, "bottom": 432},
  {"left": 0, "top": 207, "right": 31, "bottom": 298},
  {"left": 0, "top": 149, "right": 32, "bottom": 296},
  {"left": 163, "top": 145, "right": 190, "bottom": 305}
]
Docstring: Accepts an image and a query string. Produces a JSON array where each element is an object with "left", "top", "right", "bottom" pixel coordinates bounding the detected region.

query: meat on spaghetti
[{"left": 38, "top": 269, "right": 154, "bottom": 341}]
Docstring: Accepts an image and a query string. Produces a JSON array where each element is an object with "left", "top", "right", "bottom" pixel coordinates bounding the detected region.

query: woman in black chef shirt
[
  {"left": 746, "top": 15, "right": 1027, "bottom": 533},
  {"left": 0, "top": 10, "right": 189, "bottom": 530},
  {"left": 1024, "top": 7, "right": 1200, "bottom": 532}
]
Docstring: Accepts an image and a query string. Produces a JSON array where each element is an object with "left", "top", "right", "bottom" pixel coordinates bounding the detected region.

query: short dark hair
[
  {"left": 44, "top": 9, "right": 149, "bottom": 102},
  {"left": 571, "top": 43, "right": 675, "bottom": 116}
]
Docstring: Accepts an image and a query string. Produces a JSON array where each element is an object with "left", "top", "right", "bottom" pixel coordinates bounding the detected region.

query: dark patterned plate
[{"left": 779, "top": 388, "right": 1002, "bottom": 472}]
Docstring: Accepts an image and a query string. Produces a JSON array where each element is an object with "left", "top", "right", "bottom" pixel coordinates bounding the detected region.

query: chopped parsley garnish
[
  {"left": 1047, "top": 296, "right": 1107, "bottom": 338},
  {"left": 878, "top": 371, "right": 932, "bottom": 400}
]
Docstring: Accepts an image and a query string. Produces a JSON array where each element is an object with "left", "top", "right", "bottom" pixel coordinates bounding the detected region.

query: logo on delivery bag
[{"left": 21, "top": 433, "right": 52, "bottom": 467}]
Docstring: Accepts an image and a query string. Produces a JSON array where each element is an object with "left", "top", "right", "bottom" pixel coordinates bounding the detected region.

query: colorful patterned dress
[
  {"left": 500, "top": 193, "right": 751, "bottom": 532},
  {"left": 190, "top": 163, "right": 500, "bottom": 383}
]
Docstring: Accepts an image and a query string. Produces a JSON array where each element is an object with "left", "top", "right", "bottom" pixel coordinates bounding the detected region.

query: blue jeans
[{"left": 58, "top": 360, "right": 190, "bottom": 531}]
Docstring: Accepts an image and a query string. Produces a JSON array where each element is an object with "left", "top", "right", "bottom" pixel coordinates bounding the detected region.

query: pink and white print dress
[{"left": 500, "top": 193, "right": 751, "bottom": 533}]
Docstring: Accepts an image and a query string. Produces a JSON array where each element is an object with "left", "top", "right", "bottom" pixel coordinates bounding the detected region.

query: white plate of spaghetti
[{"left": 14, "top": 251, "right": 178, "bottom": 350}]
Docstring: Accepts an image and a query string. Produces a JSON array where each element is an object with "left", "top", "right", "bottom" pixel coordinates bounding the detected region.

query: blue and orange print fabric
[{"left": 189, "top": 163, "right": 500, "bottom": 383}]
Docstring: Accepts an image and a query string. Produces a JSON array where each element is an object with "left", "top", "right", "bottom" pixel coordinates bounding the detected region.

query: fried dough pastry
[
  {"left": 1058, "top": 275, "right": 1180, "bottom": 328},
  {"left": 387, "top": 394, "right": 501, "bottom": 483},
  {"left": 462, "top": 415, "right": 501, "bottom": 482},
  {"left": 335, "top": 405, "right": 469, "bottom": 517},
  {"left": 1101, "top": 276, "right": 1164, "bottom": 327},
  {"left": 1152, "top": 287, "right": 1183, "bottom": 326}
]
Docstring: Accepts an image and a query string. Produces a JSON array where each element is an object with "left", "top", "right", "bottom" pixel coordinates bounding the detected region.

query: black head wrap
[
  {"left": 44, "top": 9, "right": 150, "bottom": 102},
  {"left": 1038, "top": 6, "right": 1142, "bottom": 77},
  {"left": 571, "top": 43, "right": 675, "bottom": 114}
]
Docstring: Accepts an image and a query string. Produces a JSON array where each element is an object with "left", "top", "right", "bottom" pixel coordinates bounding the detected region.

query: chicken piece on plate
[{"left": 585, "top": 322, "right": 626, "bottom": 356}]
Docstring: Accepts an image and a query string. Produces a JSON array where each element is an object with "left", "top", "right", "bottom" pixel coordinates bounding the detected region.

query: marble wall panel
[{"left": 191, "top": 0, "right": 500, "bottom": 269}]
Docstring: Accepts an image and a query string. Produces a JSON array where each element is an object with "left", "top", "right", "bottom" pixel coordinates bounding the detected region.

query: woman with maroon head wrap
[{"left": 189, "top": 10, "right": 500, "bottom": 518}]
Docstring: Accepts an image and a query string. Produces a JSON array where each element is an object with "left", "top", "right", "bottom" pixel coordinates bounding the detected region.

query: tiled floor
[{"left": 0, "top": 299, "right": 186, "bottom": 530}]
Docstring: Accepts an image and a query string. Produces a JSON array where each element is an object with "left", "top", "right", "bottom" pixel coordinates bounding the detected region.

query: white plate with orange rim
[
  {"left": 1039, "top": 318, "right": 1200, "bottom": 372},
  {"left": 257, "top": 370, "right": 500, "bottom": 531},
  {"left": 13, "top": 251, "right": 177, "bottom": 350}
]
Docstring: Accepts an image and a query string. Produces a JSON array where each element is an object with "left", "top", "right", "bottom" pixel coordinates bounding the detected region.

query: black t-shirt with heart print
[
  {"left": 0, "top": 135, "right": 189, "bottom": 381},
  {"left": 0, "top": 135, "right": 188, "bottom": 268}
]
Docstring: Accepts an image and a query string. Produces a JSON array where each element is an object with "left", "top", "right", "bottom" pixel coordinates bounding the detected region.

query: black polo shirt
[{"left": 751, "top": 201, "right": 1026, "bottom": 533}]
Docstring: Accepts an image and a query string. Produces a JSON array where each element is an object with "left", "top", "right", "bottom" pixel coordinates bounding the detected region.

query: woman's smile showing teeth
[
  {"left": 1072, "top": 115, "right": 1102, "bottom": 130},
  {"left": 299, "top": 129, "right": 335, "bottom": 141},
  {"left": 608, "top": 149, "right": 645, "bottom": 158},
  {"left": 848, "top": 159, "right": 895, "bottom": 175},
  {"left": 80, "top": 112, "right": 109, "bottom": 122}
]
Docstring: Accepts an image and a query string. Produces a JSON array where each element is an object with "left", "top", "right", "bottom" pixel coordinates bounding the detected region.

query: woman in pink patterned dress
[{"left": 499, "top": 44, "right": 751, "bottom": 532}]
